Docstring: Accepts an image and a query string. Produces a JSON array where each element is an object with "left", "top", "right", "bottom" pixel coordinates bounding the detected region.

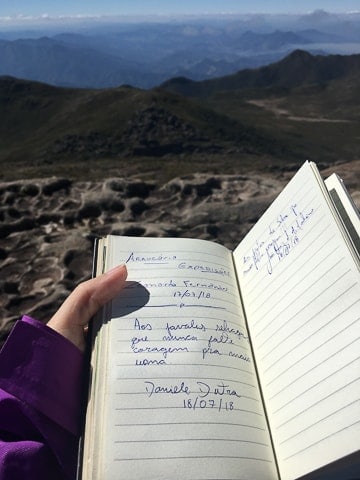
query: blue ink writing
[
  {"left": 126, "top": 252, "right": 177, "bottom": 263},
  {"left": 144, "top": 380, "right": 190, "bottom": 397},
  {"left": 197, "top": 381, "right": 241, "bottom": 398},
  {"left": 134, "top": 318, "right": 152, "bottom": 331},
  {"left": 135, "top": 358, "right": 166, "bottom": 366},
  {"left": 215, "top": 320, "right": 249, "bottom": 342},
  {"left": 131, "top": 344, "right": 189, "bottom": 359},
  {"left": 173, "top": 289, "right": 211, "bottom": 300},
  {"left": 178, "top": 262, "right": 230, "bottom": 277}
]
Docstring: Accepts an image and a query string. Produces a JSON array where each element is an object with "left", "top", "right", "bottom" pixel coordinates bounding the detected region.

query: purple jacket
[{"left": 0, "top": 316, "right": 83, "bottom": 480}]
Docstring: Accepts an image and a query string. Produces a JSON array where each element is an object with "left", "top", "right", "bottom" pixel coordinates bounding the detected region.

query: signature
[{"left": 144, "top": 380, "right": 241, "bottom": 399}]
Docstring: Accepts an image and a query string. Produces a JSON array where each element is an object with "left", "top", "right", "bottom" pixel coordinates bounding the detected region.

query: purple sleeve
[{"left": 0, "top": 316, "right": 84, "bottom": 480}]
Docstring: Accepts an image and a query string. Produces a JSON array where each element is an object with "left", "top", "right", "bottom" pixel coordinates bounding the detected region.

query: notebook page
[
  {"left": 94, "top": 236, "right": 278, "bottom": 480},
  {"left": 233, "top": 162, "right": 360, "bottom": 480},
  {"left": 325, "top": 173, "right": 360, "bottom": 254},
  {"left": 82, "top": 237, "right": 115, "bottom": 478}
]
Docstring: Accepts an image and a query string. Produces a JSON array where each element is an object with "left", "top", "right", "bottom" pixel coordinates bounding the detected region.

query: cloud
[{"left": 0, "top": 13, "right": 104, "bottom": 24}]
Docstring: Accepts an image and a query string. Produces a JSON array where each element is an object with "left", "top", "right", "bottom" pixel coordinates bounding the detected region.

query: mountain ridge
[
  {"left": 1, "top": 16, "right": 360, "bottom": 89},
  {"left": 0, "top": 50, "right": 359, "bottom": 181},
  {"left": 161, "top": 50, "right": 360, "bottom": 96}
]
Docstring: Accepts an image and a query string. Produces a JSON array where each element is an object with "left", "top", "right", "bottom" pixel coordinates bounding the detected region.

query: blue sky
[{"left": 1, "top": 0, "right": 359, "bottom": 17}]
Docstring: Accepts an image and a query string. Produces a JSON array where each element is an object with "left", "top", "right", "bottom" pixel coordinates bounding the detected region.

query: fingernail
[{"left": 105, "top": 264, "right": 127, "bottom": 276}]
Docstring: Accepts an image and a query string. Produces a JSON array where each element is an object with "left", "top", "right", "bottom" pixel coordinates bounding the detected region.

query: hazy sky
[{"left": 1, "top": 0, "right": 359, "bottom": 17}]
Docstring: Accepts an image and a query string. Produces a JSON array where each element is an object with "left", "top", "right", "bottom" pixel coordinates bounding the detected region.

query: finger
[
  {"left": 48, "top": 264, "right": 127, "bottom": 349},
  {"left": 66, "top": 264, "right": 128, "bottom": 326},
  {"left": 51, "top": 264, "right": 128, "bottom": 327}
]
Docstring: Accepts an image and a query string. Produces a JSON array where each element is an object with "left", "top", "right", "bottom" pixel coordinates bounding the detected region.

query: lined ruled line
[
  {"left": 116, "top": 376, "right": 257, "bottom": 389},
  {"left": 263, "top": 300, "right": 360, "bottom": 375},
  {"left": 268, "top": 337, "right": 360, "bottom": 401},
  {"left": 114, "top": 406, "right": 263, "bottom": 415},
  {"left": 283, "top": 417, "right": 360, "bottom": 460},
  {"left": 266, "top": 315, "right": 360, "bottom": 388},
  {"left": 116, "top": 362, "right": 253, "bottom": 375},
  {"left": 114, "top": 421, "right": 266, "bottom": 431},
  {"left": 276, "top": 373, "right": 360, "bottom": 428},
  {"left": 257, "top": 268, "right": 352, "bottom": 351},
  {"left": 113, "top": 455, "right": 273, "bottom": 463},
  {"left": 114, "top": 438, "right": 269, "bottom": 447}
]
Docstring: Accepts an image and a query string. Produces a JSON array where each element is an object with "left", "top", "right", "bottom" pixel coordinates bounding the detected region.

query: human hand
[{"left": 47, "top": 264, "right": 128, "bottom": 352}]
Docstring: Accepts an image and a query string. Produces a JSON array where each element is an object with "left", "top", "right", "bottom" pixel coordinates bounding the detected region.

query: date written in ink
[
  {"left": 173, "top": 290, "right": 211, "bottom": 299},
  {"left": 183, "top": 397, "right": 234, "bottom": 412}
]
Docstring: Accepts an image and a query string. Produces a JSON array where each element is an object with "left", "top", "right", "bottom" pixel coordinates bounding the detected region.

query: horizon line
[{"left": 1, "top": 9, "right": 360, "bottom": 24}]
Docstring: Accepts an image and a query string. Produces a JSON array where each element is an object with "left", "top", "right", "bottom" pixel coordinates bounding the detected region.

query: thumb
[{"left": 47, "top": 264, "right": 128, "bottom": 351}]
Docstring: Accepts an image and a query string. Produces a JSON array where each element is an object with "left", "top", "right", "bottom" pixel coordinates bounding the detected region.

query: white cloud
[{"left": 0, "top": 13, "right": 104, "bottom": 24}]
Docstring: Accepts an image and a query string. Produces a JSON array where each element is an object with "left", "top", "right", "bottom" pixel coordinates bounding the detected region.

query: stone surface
[{"left": 0, "top": 160, "right": 359, "bottom": 345}]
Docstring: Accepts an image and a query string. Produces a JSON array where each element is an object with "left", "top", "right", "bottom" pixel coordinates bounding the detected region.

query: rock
[
  {"left": 42, "top": 178, "right": 72, "bottom": 195},
  {"left": 104, "top": 178, "right": 125, "bottom": 192},
  {"left": 125, "top": 181, "right": 155, "bottom": 199},
  {"left": 0, "top": 160, "right": 359, "bottom": 347},
  {"left": 78, "top": 201, "right": 102, "bottom": 219},
  {"left": 21, "top": 184, "right": 40, "bottom": 197},
  {"left": 129, "top": 198, "right": 149, "bottom": 216}
]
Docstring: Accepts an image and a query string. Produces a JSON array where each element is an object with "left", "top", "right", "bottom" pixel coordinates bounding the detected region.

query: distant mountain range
[
  {"left": 161, "top": 49, "right": 360, "bottom": 96},
  {"left": 1, "top": 50, "right": 359, "bottom": 181},
  {"left": 0, "top": 12, "right": 360, "bottom": 88}
]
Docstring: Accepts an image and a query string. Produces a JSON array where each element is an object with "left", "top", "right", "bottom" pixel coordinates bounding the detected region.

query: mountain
[
  {"left": 0, "top": 30, "right": 294, "bottom": 88},
  {"left": 0, "top": 74, "right": 281, "bottom": 170},
  {"left": 235, "top": 30, "right": 311, "bottom": 51},
  {"left": 0, "top": 13, "right": 359, "bottom": 89},
  {"left": 298, "top": 29, "right": 347, "bottom": 43},
  {"left": 0, "top": 37, "right": 162, "bottom": 88},
  {"left": 161, "top": 50, "right": 360, "bottom": 97},
  {"left": 0, "top": 51, "right": 359, "bottom": 182}
]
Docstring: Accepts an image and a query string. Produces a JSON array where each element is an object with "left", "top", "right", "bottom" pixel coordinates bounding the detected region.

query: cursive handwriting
[
  {"left": 166, "top": 319, "right": 206, "bottom": 336},
  {"left": 143, "top": 379, "right": 241, "bottom": 399},
  {"left": 134, "top": 318, "right": 152, "bottom": 330},
  {"left": 207, "top": 332, "right": 234, "bottom": 348},
  {"left": 215, "top": 320, "right": 248, "bottom": 342},
  {"left": 183, "top": 279, "right": 228, "bottom": 292},
  {"left": 145, "top": 380, "right": 190, "bottom": 397},
  {"left": 141, "top": 279, "right": 177, "bottom": 288},
  {"left": 243, "top": 203, "right": 314, "bottom": 276},
  {"left": 178, "top": 262, "right": 230, "bottom": 277},
  {"left": 197, "top": 381, "right": 241, "bottom": 398},
  {"left": 126, "top": 252, "right": 177, "bottom": 263},
  {"left": 136, "top": 358, "right": 166, "bottom": 366},
  {"left": 131, "top": 344, "right": 189, "bottom": 359},
  {"left": 162, "top": 331, "right": 198, "bottom": 342}
]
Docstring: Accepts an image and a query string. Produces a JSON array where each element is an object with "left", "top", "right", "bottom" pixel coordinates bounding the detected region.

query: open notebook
[{"left": 79, "top": 161, "right": 360, "bottom": 480}]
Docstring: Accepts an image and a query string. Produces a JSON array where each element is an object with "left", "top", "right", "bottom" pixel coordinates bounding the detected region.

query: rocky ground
[{"left": 1, "top": 160, "right": 359, "bottom": 345}]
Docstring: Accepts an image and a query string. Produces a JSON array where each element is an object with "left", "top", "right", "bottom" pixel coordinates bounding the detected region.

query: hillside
[
  {"left": 0, "top": 48, "right": 360, "bottom": 341},
  {"left": 161, "top": 50, "right": 360, "bottom": 96},
  {"left": 0, "top": 51, "right": 359, "bottom": 182},
  {"left": 0, "top": 75, "right": 287, "bottom": 180},
  {"left": 162, "top": 50, "right": 360, "bottom": 168},
  {"left": 0, "top": 36, "right": 163, "bottom": 88}
]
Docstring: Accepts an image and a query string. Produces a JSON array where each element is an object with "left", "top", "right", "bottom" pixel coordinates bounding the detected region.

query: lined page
[
  {"left": 233, "top": 162, "right": 360, "bottom": 480},
  {"left": 93, "top": 237, "right": 278, "bottom": 480}
]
